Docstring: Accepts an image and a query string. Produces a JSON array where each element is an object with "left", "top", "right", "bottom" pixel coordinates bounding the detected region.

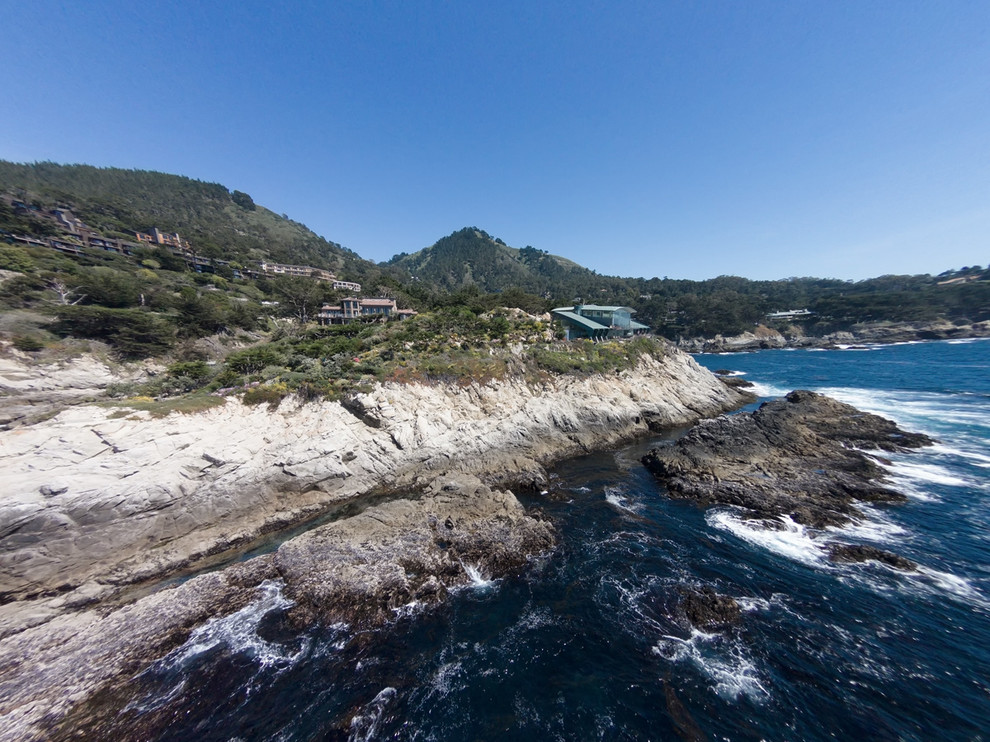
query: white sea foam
[
  {"left": 653, "top": 630, "right": 769, "bottom": 702},
  {"left": 887, "top": 459, "right": 969, "bottom": 488},
  {"left": 735, "top": 593, "right": 793, "bottom": 615},
  {"left": 819, "top": 386, "right": 990, "bottom": 434},
  {"left": 512, "top": 605, "right": 556, "bottom": 633},
  {"left": 461, "top": 562, "right": 495, "bottom": 589},
  {"left": 745, "top": 380, "right": 789, "bottom": 399},
  {"left": 349, "top": 686, "right": 397, "bottom": 742},
  {"left": 391, "top": 600, "right": 425, "bottom": 620},
  {"left": 931, "top": 442, "right": 990, "bottom": 467},
  {"left": 125, "top": 580, "right": 306, "bottom": 714},
  {"left": 736, "top": 596, "right": 771, "bottom": 612},
  {"left": 829, "top": 509, "right": 907, "bottom": 543},
  {"left": 605, "top": 485, "right": 641, "bottom": 514},
  {"left": 913, "top": 567, "right": 990, "bottom": 608},
  {"left": 706, "top": 510, "right": 826, "bottom": 566},
  {"left": 161, "top": 580, "right": 302, "bottom": 670},
  {"left": 425, "top": 659, "right": 467, "bottom": 700}
]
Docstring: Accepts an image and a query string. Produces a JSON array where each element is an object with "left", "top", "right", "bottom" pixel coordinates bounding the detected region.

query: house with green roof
[{"left": 551, "top": 304, "right": 650, "bottom": 341}]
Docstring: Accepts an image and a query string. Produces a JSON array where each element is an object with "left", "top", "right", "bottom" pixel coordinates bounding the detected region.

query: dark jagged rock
[
  {"left": 678, "top": 587, "right": 742, "bottom": 631},
  {"left": 642, "top": 390, "right": 934, "bottom": 529},
  {"left": 719, "top": 376, "right": 755, "bottom": 390},
  {"left": 827, "top": 543, "right": 918, "bottom": 571}
]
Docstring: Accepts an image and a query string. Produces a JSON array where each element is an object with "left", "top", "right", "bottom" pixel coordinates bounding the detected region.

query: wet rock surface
[
  {"left": 0, "top": 479, "right": 554, "bottom": 742},
  {"left": 276, "top": 478, "right": 556, "bottom": 626},
  {"left": 677, "top": 587, "right": 742, "bottom": 631},
  {"left": 826, "top": 543, "right": 918, "bottom": 571},
  {"left": 642, "top": 390, "right": 934, "bottom": 529}
]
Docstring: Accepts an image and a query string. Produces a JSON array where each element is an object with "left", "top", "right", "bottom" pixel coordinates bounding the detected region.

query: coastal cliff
[{"left": 0, "top": 345, "right": 746, "bottom": 740}]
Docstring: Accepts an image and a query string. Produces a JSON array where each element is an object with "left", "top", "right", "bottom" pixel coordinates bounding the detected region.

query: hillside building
[
  {"left": 765, "top": 309, "right": 813, "bottom": 321},
  {"left": 258, "top": 261, "right": 335, "bottom": 282},
  {"left": 135, "top": 227, "right": 188, "bottom": 250},
  {"left": 551, "top": 304, "right": 650, "bottom": 340},
  {"left": 318, "top": 298, "right": 416, "bottom": 324}
]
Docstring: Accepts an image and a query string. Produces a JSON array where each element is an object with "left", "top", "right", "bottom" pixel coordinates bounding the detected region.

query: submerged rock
[
  {"left": 642, "top": 390, "right": 934, "bottom": 529},
  {"left": 677, "top": 587, "right": 742, "bottom": 631},
  {"left": 719, "top": 375, "right": 755, "bottom": 390},
  {"left": 827, "top": 543, "right": 918, "bottom": 571}
]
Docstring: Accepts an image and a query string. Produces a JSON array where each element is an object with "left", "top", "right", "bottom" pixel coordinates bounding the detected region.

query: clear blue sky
[{"left": 2, "top": 1, "right": 987, "bottom": 281}]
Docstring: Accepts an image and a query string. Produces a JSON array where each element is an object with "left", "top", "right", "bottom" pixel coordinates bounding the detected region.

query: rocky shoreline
[
  {"left": 676, "top": 319, "right": 990, "bottom": 353},
  {"left": 642, "top": 390, "right": 933, "bottom": 565},
  {"left": 0, "top": 346, "right": 747, "bottom": 740}
]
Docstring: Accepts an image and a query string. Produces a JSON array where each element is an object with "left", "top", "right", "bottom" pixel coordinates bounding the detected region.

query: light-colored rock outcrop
[
  {"left": 0, "top": 347, "right": 741, "bottom": 618},
  {"left": 0, "top": 350, "right": 157, "bottom": 429},
  {"left": 0, "top": 346, "right": 745, "bottom": 740}
]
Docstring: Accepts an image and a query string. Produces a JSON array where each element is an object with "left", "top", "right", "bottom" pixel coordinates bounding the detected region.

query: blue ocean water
[{"left": 110, "top": 340, "right": 990, "bottom": 741}]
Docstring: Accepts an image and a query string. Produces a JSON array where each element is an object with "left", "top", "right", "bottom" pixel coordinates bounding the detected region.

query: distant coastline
[{"left": 676, "top": 319, "right": 990, "bottom": 354}]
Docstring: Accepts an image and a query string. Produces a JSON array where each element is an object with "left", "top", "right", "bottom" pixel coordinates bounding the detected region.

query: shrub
[
  {"left": 243, "top": 382, "right": 288, "bottom": 409},
  {"left": 225, "top": 345, "right": 286, "bottom": 373},
  {"left": 11, "top": 335, "right": 44, "bottom": 352},
  {"left": 145, "top": 374, "right": 201, "bottom": 397},
  {"left": 209, "top": 368, "right": 243, "bottom": 390},
  {"left": 295, "top": 379, "right": 335, "bottom": 402},
  {"left": 0, "top": 245, "right": 34, "bottom": 273},
  {"left": 167, "top": 360, "right": 211, "bottom": 380},
  {"left": 529, "top": 348, "right": 585, "bottom": 374},
  {"left": 50, "top": 306, "right": 174, "bottom": 359},
  {"left": 105, "top": 381, "right": 140, "bottom": 398}
]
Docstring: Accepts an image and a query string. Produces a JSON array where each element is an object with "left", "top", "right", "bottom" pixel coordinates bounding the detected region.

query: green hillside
[
  {"left": 0, "top": 160, "right": 377, "bottom": 281},
  {"left": 1, "top": 161, "right": 987, "bottom": 357},
  {"left": 387, "top": 228, "right": 989, "bottom": 338},
  {"left": 386, "top": 227, "right": 602, "bottom": 296}
]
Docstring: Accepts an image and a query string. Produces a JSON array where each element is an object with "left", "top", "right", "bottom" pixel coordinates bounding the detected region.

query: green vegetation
[
  {"left": 390, "top": 228, "right": 990, "bottom": 337},
  {"left": 94, "top": 305, "right": 669, "bottom": 408},
  {"left": 387, "top": 227, "right": 592, "bottom": 296},
  {"left": 529, "top": 336, "right": 660, "bottom": 376},
  {"left": 2, "top": 159, "right": 987, "bottom": 416},
  {"left": 0, "top": 161, "right": 370, "bottom": 276},
  {"left": 0, "top": 238, "right": 274, "bottom": 358}
]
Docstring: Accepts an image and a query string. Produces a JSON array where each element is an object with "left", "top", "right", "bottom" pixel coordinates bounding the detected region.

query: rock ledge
[{"left": 642, "top": 390, "right": 933, "bottom": 529}]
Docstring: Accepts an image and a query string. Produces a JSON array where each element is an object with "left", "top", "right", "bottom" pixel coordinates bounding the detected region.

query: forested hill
[
  {"left": 3, "top": 161, "right": 987, "bottom": 341},
  {"left": 0, "top": 161, "right": 377, "bottom": 281},
  {"left": 386, "top": 227, "right": 598, "bottom": 295},
  {"left": 385, "top": 227, "right": 990, "bottom": 337}
]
